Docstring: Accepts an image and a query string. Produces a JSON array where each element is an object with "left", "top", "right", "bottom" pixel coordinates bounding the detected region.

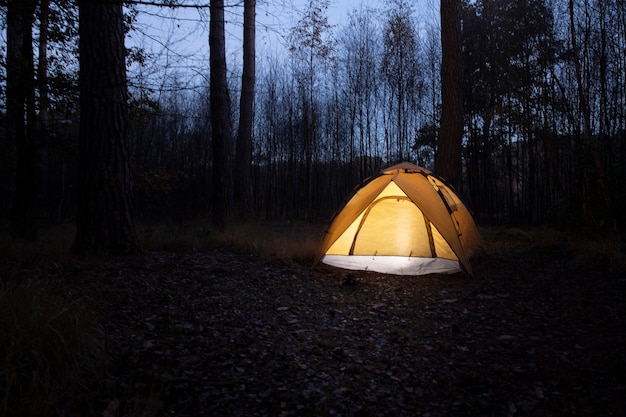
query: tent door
[{"left": 348, "top": 196, "right": 434, "bottom": 258}]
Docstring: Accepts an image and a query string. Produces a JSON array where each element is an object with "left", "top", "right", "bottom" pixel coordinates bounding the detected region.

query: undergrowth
[
  {"left": 485, "top": 226, "right": 626, "bottom": 277},
  {"left": 0, "top": 280, "right": 106, "bottom": 417},
  {"left": 215, "top": 222, "right": 323, "bottom": 264},
  {"left": 139, "top": 220, "right": 324, "bottom": 265}
]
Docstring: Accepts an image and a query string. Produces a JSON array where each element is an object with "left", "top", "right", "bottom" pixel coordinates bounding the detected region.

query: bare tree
[
  {"left": 288, "top": 0, "right": 334, "bottom": 214},
  {"left": 73, "top": 0, "right": 140, "bottom": 255},
  {"left": 341, "top": 7, "right": 382, "bottom": 178},
  {"left": 381, "top": 0, "right": 420, "bottom": 163},
  {"left": 568, "top": 0, "right": 614, "bottom": 229}
]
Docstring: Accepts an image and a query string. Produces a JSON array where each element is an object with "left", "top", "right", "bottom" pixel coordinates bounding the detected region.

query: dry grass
[
  {"left": 485, "top": 226, "right": 626, "bottom": 277},
  {"left": 0, "top": 280, "right": 105, "bottom": 417},
  {"left": 138, "top": 221, "right": 216, "bottom": 253},
  {"left": 528, "top": 227, "right": 626, "bottom": 276},
  {"left": 137, "top": 220, "right": 324, "bottom": 265},
  {"left": 568, "top": 237, "right": 626, "bottom": 276},
  {"left": 1, "top": 220, "right": 324, "bottom": 268},
  {"left": 0, "top": 223, "right": 76, "bottom": 268},
  {"left": 215, "top": 222, "right": 324, "bottom": 265}
]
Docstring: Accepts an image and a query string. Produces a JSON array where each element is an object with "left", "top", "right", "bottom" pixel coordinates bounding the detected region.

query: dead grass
[
  {"left": 0, "top": 280, "right": 106, "bottom": 417},
  {"left": 0, "top": 223, "right": 76, "bottom": 266},
  {"left": 529, "top": 227, "right": 626, "bottom": 276},
  {"left": 136, "top": 220, "right": 324, "bottom": 265},
  {"left": 138, "top": 221, "right": 217, "bottom": 253},
  {"left": 214, "top": 222, "right": 324, "bottom": 265},
  {"left": 485, "top": 226, "right": 626, "bottom": 277},
  {"left": 1, "top": 220, "right": 324, "bottom": 269},
  {"left": 568, "top": 237, "right": 626, "bottom": 276}
]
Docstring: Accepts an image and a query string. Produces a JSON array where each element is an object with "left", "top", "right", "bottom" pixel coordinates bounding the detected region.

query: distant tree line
[{"left": 1, "top": 0, "right": 625, "bottom": 243}]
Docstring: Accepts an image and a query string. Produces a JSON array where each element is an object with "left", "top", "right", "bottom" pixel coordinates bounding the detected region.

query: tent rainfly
[{"left": 315, "top": 162, "right": 485, "bottom": 276}]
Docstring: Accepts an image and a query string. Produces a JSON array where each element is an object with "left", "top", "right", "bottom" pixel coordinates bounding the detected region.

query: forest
[
  {"left": 1, "top": 1, "right": 626, "bottom": 416},
  {"left": 1, "top": 0, "right": 625, "bottom": 244}
]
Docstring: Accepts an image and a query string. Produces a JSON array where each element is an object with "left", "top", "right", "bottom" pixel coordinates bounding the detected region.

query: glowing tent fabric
[{"left": 316, "top": 162, "right": 484, "bottom": 276}]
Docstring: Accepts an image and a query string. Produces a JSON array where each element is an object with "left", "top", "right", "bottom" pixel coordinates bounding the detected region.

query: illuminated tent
[{"left": 315, "top": 162, "right": 484, "bottom": 276}]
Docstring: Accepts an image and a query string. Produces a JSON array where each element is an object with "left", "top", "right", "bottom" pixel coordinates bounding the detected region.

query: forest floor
[{"left": 3, "top": 226, "right": 626, "bottom": 416}]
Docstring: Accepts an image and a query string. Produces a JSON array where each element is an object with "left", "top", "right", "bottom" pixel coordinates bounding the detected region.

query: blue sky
[
  {"left": 126, "top": 0, "right": 384, "bottom": 92},
  {"left": 126, "top": 0, "right": 438, "bottom": 94}
]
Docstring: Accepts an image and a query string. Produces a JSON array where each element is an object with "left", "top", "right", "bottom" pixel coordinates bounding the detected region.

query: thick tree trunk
[
  {"left": 210, "top": 0, "right": 234, "bottom": 228},
  {"left": 234, "top": 0, "right": 256, "bottom": 219},
  {"left": 7, "top": 0, "right": 38, "bottom": 240},
  {"left": 73, "top": 0, "right": 140, "bottom": 255},
  {"left": 436, "top": 0, "right": 463, "bottom": 189}
]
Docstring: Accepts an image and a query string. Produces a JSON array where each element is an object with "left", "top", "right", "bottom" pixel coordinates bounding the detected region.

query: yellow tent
[{"left": 316, "top": 162, "right": 484, "bottom": 276}]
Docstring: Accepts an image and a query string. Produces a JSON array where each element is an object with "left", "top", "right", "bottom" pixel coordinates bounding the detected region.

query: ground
[{"left": 8, "top": 228, "right": 626, "bottom": 416}]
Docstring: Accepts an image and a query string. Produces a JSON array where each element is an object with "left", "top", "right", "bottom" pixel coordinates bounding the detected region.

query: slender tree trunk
[
  {"left": 210, "top": 0, "right": 234, "bottom": 228},
  {"left": 7, "top": 0, "right": 38, "bottom": 240},
  {"left": 436, "top": 0, "right": 463, "bottom": 188},
  {"left": 568, "top": 0, "right": 614, "bottom": 229},
  {"left": 38, "top": 0, "right": 50, "bottom": 126},
  {"left": 234, "top": 0, "right": 256, "bottom": 220},
  {"left": 73, "top": 0, "right": 140, "bottom": 255},
  {"left": 39, "top": 0, "right": 54, "bottom": 221}
]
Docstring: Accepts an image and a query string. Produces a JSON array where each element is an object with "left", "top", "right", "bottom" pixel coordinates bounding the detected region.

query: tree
[
  {"left": 381, "top": 0, "right": 421, "bottom": 163},
  {"left": 288, "top": 0, "right": 334, "bottom": 215},
  {"left": 461, "top": 0, "right": 559, "bottom": 223},
  {"left": 436, "top": 0, "right": 463, "bottom": 188},
  {"left": 568, "top": 0, "right": 614, "bottom": 229},
  {"left": 6, "top": 0, "right": 38, "bottom": 239},
  {"left": 209, "top": 0, "right": 233, "bottom": 228},
  {"left": 340, "top": 7, "right": 382, "bottom": 177},
  {"left": 73, "top": 0, "right": 140, "bottom": 255},
  {"left": 234, "top": 0, "right": 256, "bottom": 219}
]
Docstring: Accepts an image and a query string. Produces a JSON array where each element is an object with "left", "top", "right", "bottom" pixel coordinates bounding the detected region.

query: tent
[{"left": 315, "top": 162, "right": 484, "bottom": 276}]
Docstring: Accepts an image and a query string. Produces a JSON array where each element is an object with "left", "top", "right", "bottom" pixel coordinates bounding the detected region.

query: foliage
[{"left": 288, "top": 0, "right": 334, "bottom": 61}]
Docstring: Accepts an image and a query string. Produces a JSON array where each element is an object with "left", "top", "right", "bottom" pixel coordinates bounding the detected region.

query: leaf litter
[{"left": 47, "top": 236, "right": 626, "bottom": 416}]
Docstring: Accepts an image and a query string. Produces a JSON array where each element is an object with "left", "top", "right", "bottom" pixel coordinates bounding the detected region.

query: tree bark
[
  {"left": 210, "top": 0, "right": 234, "bottom": 228},
  {"left": 234, "top": 0, "right": 256, "bottom": 220},
  {"left": 7, "top": 0, "right": 38, "bottom": 240},
  {"left": 73, "top": 0, "right": 140, "bottom": 255},
  {"left": 436, "top": 0, "right": 463, "bottom": 189}
]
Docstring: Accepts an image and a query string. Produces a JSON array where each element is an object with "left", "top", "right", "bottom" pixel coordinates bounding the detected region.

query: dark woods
[{"left": 1, "top": 0, "right": 625, "bottom": 246}]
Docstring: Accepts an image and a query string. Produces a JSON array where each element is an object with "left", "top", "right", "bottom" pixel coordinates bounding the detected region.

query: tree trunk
[
  {"left": 436, "top": 0, "right": 463, "bottom": 189},
  {"left": 73, "top": 0, "right": 140, "bottom": 255},
  {"left": 234, "top": 0, "right": 256, "bottom": 220},
  {"left": 568, "top": 0, "right": 614, "bottom": 230},
  {"left": 38, "top": 0, "right": 50, "bottom": 126},
  {"left": 7, "top": 0, "right": 38, "bottom": 240},
  {"left": 210, "top": 0, "right": 234, "bottom": 229}
]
